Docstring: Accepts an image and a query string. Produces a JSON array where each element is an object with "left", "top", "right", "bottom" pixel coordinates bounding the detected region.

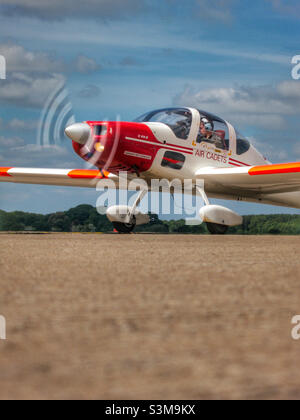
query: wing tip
[
  {"left": 249, "top": 162, "right": 300, "bottom": 176},
  {"left": 0, "top": 167, "right": 12, "bottom": 177}
]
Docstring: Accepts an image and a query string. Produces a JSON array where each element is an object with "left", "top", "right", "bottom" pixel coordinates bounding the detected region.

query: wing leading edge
[{"left": 0, "top": 167, "right": 116, "bottom": 188}]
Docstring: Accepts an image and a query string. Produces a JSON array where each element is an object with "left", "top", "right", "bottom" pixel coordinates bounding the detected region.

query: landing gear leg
[{"left": 113, "top": 189, "right": 147, "bottom": 234}]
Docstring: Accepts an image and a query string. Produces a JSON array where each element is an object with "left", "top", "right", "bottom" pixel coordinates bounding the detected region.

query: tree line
[{"left": 1, "top": 205, "right": 300, "bottom": 234}]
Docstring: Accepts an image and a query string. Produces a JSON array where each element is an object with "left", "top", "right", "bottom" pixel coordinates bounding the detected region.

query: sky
[{"left": 0, "top": 0, "right": 300, "bottom": 217}]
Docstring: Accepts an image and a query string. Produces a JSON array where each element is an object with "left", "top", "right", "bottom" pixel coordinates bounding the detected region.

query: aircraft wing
[
  {"left": 2, "top": 162, "right": 300, "bottom": 209},
  {"left": 0, "top": 167, "right": 118, "bottom": 188},
  {"left": 196, "top": 162, "right": 300, "bottom": 209}
]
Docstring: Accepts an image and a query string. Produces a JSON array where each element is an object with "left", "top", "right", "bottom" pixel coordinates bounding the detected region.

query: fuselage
[{"left": 72, "top": 107, "right": 268, "bottom": 186}]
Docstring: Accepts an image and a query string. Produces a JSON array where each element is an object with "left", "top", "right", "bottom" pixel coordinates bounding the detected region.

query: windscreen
[
  {"left": 134, "top": 108, "right": 192, "bottom": 140},
  {"left": 236, "top": 131, "right": 251, "bottom": 155}
]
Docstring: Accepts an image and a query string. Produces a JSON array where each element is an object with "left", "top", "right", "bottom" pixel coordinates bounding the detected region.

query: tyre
[
  {"left": 206, "top": 222, "right": 229, "bottom": 235},
  {"left": 112, "top": 217, "right": 136, "bottom": 234}
]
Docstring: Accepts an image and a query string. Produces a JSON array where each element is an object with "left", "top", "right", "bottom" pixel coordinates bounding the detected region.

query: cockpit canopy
[
  {"left": 134, "top": 107, "right": 251, "bottom": 155},
  {"left": 235, "top": 131, "right": 251, "bottom": 155},
  {"left": 134, "top": 108, "right": 192, "bottom": 140},
  {"left": 198, "top": 109, "right": 230, "bottom": 151}
]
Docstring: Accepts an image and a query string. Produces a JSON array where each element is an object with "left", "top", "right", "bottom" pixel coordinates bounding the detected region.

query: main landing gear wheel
[
  {"left": 112, "top": 217, "right": 136, "bottom": 234},
  {"left": 206, "top": 222, "right": 229, "bottom": 235}
]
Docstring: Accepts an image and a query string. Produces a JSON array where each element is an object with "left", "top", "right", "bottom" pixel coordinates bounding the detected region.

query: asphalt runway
[{"left": 0, "top": 233, "right": 299, "bottom": 400}]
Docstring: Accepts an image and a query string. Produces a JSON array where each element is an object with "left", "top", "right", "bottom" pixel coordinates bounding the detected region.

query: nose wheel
[
  {"left": 206, "top": 222, "right": 229, "bottom": 235},
  {"left": 110, "top": 188, "right": 147, "bottom": 234},
  {"left": 112, "top": 216, "right": 136, "bottom": 234}
]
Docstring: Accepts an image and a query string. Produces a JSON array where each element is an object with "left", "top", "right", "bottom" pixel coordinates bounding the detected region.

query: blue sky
[{"left": 0, "top": 0, "right": 300, "bottom": 217}]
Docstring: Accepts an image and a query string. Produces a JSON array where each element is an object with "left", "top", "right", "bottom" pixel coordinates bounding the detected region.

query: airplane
[{"left": 1, "top": 106, "right": 300, "bottom": 234}]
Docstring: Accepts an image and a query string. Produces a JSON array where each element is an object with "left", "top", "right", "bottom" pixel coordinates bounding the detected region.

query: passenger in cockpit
[{"left": 197, "top": 118, "right": 223, "bottom": 149}]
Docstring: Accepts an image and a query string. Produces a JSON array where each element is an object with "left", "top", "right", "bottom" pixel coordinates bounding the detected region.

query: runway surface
[{"left": 0, "top": 233, "right": 299, "bottom": 400}]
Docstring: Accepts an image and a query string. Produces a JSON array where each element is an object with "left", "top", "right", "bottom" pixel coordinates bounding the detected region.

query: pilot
[
  {"left": 197, "top": 117, "right": 223, "bottom": 149},
  {"left": 175, "top": 116, "right": 191, "bottom": 139}
]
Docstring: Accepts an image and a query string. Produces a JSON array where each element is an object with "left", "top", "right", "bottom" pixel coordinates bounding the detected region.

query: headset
[{"left": 201, "top": 117, "right": 214, "bottom": 131}]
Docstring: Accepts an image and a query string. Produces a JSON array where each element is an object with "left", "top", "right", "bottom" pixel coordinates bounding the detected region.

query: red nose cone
[{"left": 72, "top": 121, "right": 158, "bottom": 175}]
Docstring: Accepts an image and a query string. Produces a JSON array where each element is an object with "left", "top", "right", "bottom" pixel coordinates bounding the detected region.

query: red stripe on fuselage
[
  {"left": 165, "top": 143, "right": 193, "bottom": 151},
  {"left": 159, "top": 145, "right": 193, "bottom": 155},
  {"left": 125, "top": 136, "right": 194, "bottom": 155},
  {"left": 229, "top": 157, "right": 250, "bottom": 166}
]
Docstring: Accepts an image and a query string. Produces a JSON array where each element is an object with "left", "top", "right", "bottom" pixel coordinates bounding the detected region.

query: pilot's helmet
[{"left": 201, "top": 117, "right": 214, "bottom": 131}]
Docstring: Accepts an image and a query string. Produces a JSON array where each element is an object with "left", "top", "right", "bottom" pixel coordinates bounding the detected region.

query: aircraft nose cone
[{"left": 65, "top": 123, "right": 91, "bottom": 145}]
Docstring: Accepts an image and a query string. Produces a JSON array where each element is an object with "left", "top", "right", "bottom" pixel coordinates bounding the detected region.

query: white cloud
[
  {"left": 249, "top": 136, "right": 289, "bottom": 162},
  {"left": 120, "top": 57, "right": 140, "bottom": 67},
  {"left": 0, "top": 136, "right": 25, "bottom": 148},
  {"left": 174, "top": 81, "right": 300, "bottom": 127},
  {"left": 0, "top": 18, "right": 289, "bottom": 67},
  {"left": 231, "top": 114, "right": 286, "bottom": 130},
  {"left": 195, "top": 0, "right": 235, "bottom": 23},
  {"left": 0, "top": 0, "right": 238, "bottom": 24},
  {"left": 0, "top": 130, "right": 78, "bottom": 170},
  {"left": 267, "top": 0, "right": 300, "bottom": 18},
  {"left": 7, "top": 118, "right": 38, "bottom": 131},
  {"left": 0, "top": 42, "right": 65, "bottom": 72},
  {"left": 0, "top": 41, "right": 100, "bottom": 77},
  {"left": 292, "top": 143, "right": 300, "bottom": 158},
  {"left": 277, "top": 80, "right": 300, "bottom": 98},
  {"left": 75, "top": 55, "right": 100, "bottom": 74},
  {"left": 0, "top": 0, "right": 147, "bottom": 21},
  {"left": 78, "top": 84, "right": 101, "bottom": 98},
  {"left": 0, "top": 142, "right": 77, "bottom": 168},
  {"left": 0, "top": 72, "right": 65, "bottom": 108},
  {"left": 174, "top": 81, "right": 300, "bottom": 162}
]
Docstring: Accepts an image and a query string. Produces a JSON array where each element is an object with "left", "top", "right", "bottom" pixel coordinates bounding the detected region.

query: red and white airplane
[{"left": 1, "top": 107, "right": 300, "bottom": 234}]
